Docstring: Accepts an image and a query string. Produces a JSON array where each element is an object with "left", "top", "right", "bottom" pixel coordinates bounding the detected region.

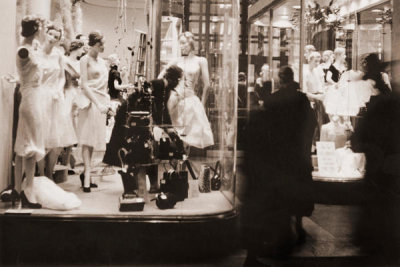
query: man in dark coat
[
  {"left": 351, "top": 91, "right": 400, "bottom": 261},
  {"left": 242, "top": 66, "right": 317, "bottom": 265}
]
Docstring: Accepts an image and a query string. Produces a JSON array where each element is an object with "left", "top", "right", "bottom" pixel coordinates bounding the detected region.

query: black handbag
[
  {"left": 155, "top": 192, "right": 177, "bottom": 209},
  {"left": 211, "top": 161, "right": 222, "bottom": 191},
  {"left": 160, "top": 169, "right": 188, "bottom": 201}
]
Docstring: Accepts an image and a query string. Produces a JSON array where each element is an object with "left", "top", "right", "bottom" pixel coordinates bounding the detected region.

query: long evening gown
[
  {"left": 14, "top": 45, "right": 46, "bottom": 161},
  {"left": 167, "top": 57, "right": 214, "bottom": 149}
]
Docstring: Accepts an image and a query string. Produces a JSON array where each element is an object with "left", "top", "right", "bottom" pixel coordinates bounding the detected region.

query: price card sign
[{"left": 316, "top": 141, "right": 338, "bottom": 175}]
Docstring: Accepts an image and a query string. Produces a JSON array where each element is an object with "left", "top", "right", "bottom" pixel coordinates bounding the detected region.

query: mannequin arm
[
  {"left": 113, "top": 80, "right": 132, "bottom": 90},
  {"left": 199, "top": 57, "right": 210, "bottom": 106}
]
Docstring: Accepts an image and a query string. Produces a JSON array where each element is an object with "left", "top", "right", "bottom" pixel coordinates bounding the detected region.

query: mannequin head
[
  {"left": 322, "top": 50, "right": 333, "bottom": 64},
  {"left": 45, "top": 23, "right": 62, "bottom": 46},
  {"left": 304, "top": 45, "right": 316, "bottom": 62},
  {"left": 308, "top": 52, "right": 321, "bottom": 69},
  {"left": 76, "top": 34, "right": 89, "bottom": 53},
  {"left": 164, "top": 65, "right": 183, "bottom": 89},
  {"left": 334, "top": 47, "right": 346, "bottom": 64},
  {"left": 21, "top": 15, "right": 45, "bottom": 41},
  {"left": 69, "top": 40, "right": 84, "bottom": 59},
  {"left": 179, "top": 31, "right": 195, "bottom": 56},
  {"left": 88, "top": 30, "right": 105, "bottom": 53},
  {"left": 261, "top": 64, "right": 270, "bottom": 81}
]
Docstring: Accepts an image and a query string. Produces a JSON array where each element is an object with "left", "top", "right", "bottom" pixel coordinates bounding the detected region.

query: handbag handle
[{"left": 184, "top": 160, "right": 197, "bottom": 180}]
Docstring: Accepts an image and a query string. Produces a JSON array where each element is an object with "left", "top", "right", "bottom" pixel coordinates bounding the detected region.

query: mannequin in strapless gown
[{"left": 159, "top": 31, "right": 214, "bottom": 149}]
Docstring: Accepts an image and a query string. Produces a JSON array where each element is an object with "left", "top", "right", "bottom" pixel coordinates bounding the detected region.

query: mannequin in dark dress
[
  {"left": 326, "top": 47, "right": 347, "bottom": 85},
  {"left": 107, "top": 54, "right": 133, "bottom": 102}
]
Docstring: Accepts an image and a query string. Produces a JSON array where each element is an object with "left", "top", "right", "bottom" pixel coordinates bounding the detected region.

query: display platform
[
  {"left": 312, "top": 171, "right": 364, "bottom": 183},
  {"left": 0, "top": 171, "right": 234, "bottom": 219},
  {"left": 0, "top": 165, "right": 239, "bottom": 264}
]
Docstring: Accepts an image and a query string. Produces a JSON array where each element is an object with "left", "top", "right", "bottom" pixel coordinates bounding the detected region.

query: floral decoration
[
  {"left": 376, "top": 7, "right": 392, "bottom": 25},
  {"left": 305, "top": 0, "right": 343, "bottom": 30}
]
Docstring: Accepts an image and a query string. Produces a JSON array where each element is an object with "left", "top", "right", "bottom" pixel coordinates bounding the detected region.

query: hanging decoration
[
  {"left": 290, "top": 9, "right": 301, "bottom": 30},
  {"left": 376, "top": 7, "right": 392, "bottom": 25},
  {"left": 305, "top": 0, "right": 343, "bottom": 30},
  {"left": 59, "top": 0, "right": 74, "bottom": 41},
  {"left": 72, "top": 0, "right": 83, "bottom": 36},
  {"left": 114, "top": 0, "right": 128, "bottom": 53}
]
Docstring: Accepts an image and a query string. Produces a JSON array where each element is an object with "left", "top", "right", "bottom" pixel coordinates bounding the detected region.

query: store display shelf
[{"left": 0, "top": 172, "right": 236, "bottom": 223}]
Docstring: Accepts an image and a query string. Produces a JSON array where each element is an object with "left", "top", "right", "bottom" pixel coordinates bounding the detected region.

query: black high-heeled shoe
[
  {"left": 83, "top": 187, "right": 91, "bottom": 193},
  {"left": 80, "top": 173, "right": 98, "bottom": 188},
  {"left": 0, "top": 187, "right": 20, "bottom": 203},
  {"left": 20, "top": 191, "right": 41, "bottom": 209}
]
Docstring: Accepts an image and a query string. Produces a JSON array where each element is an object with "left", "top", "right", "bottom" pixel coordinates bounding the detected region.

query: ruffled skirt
[{"left": 168, "top": 92, "right": 214, "bottom": 148}]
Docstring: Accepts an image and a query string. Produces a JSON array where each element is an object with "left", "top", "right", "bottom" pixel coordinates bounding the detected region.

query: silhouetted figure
[
  {"left": 252, "top": 64, "right": 273, "bottom": 109},
  {"left": 351, "top": 89, "right": 400, "bottom": 261},
  {"left": 241, "top": 66, "right": 316, "bottom": 265},
  {"left": 362, "top": 53, "right": 391, "bottom": 97}
]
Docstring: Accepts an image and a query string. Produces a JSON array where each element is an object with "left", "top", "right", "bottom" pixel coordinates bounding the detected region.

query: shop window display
[
  {"left": 247, "top": 0, "right": 393, "bottom": 181},
  {"left": 0, "top": 0, "right": 239, "bottom": 218},
  {"left": 304, "top": 0, "right": 393, "bottom": 181}
]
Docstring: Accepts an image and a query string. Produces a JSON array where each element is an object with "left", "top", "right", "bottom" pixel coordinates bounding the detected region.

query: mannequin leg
[
  {"left": 45, "top": 147, "right": 63, "bottom": 179},
  {"left": 23, "top": 156, "right": 38, "bottom": 202},
  {"left": 37, "top": 157, "right": 45, "bottom": 176},
  {"left": 82, "top": 145, "right": 93, "bottom": 188},
  {"left": 14, "top": 155, "right": 24, "bottom": 193}
]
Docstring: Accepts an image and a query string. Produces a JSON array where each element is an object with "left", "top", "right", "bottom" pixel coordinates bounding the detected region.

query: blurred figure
[
  {"left": 351, "top": 90, "right": 400, "bottom": 261},
  {"left": 361, "top": 53, "right": 392, "bottom": 103},
  {"left": 254, "top": 64, "right": 273, "bottom": 107},
  {"left": 242, "top": 66, "right": 316, "bottom": 265},
  {"left": 238, "top": 72, "right": 247, "bottom": 109}
]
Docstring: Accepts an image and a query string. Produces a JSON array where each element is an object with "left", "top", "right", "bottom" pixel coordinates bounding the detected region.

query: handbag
[{"left": 160, "top": 169, "right": 188, "bottom": 201}]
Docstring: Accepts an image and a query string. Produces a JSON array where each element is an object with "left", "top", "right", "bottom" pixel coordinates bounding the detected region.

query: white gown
[
  {"left": 167, "top": 57, "right": 214, "bottom": 148},
  {"left": 14, "top": 46, "right": 46, "bottom": 161},
  {"left": 42, "top": 49, "right": 77, "bottom": 148},
  {"left": 23, "top": 176, "right": 81, "bottom": 210},
  {"left": 324, "top": 70, "right": 377, "bottom": 116}
]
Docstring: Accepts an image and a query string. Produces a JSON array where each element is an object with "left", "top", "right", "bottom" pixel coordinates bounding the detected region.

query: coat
[{"left": 241, "top": 87, "right": 317, "bottom": 250}]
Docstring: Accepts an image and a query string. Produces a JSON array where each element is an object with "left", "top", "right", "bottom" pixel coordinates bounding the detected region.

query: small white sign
[{"left": 316, "top": 141, "right": 338, "bottom": 175}]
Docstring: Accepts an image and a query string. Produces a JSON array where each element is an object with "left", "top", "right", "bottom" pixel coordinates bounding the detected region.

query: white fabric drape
[
  {"left": 161, "top": 17, "right": 182, "bottom": 63},
  {"left": 0, "top": 76, "right": 16, "bottom": 190}
]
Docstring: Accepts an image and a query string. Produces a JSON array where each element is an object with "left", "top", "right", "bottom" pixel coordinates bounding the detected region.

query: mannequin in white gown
[{"left": 159, "top": 31, "right": 214, "bottom": 149}]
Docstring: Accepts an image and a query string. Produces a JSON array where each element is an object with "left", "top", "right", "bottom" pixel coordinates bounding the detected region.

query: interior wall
[
  {"left": 81, "top": 3, "right": 147, "bottom": 67},
  {"left": 0, "top": 0, "right": 17, "bottom": 76},
  {"left": 0, "top": 0, "right": 17, "bottom": 189}
]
